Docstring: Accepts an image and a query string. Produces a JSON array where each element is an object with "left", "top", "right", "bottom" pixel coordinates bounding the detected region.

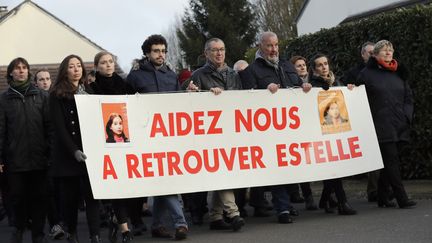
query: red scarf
[
  {"left": 114, "top": 136, "right": 125, "bottom": 143},
  {"left": 377, "top": 58, "right": 398, "bottom": 72}
]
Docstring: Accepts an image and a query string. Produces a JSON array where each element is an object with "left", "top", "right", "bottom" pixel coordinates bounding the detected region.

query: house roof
[
  {"left": 294, "top": 0, "right": 310, "bottom": 24},
  {"left": 0, "top": 0, "right": 104, "bottom": 51},
  {"left": 0, "top": 1, "right": 125, "bottom": 92},
  {"left": 340, "top": 0, "right": 432, "bottom": 23}
]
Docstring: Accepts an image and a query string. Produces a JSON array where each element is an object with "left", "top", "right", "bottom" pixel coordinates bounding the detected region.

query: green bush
[{"left": 283, "top": 5, "right": 432, "bottom": 179}]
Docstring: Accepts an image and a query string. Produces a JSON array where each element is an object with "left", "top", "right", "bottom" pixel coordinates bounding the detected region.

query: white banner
[{"left": 75, "top": 86, "right": 383, "bottom": 199}]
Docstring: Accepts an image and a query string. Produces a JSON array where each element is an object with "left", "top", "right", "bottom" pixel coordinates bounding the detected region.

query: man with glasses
[
  {"left": 185, "top": 38, "right": 245, "bottom": 232},
  {"left": 186, "top": 38, "right": 242, "bottom": 92},
  {"left": 127, "top": 34, "right": 179, "bottom": 93},
  {"left": 127, "top": 35, "right": 188, "bottom": 240}
]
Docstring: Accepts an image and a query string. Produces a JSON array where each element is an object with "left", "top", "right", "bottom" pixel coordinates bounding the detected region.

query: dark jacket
[
  {"left": 190, "top": 63, "right": 242, "bottom": 90},
  {"left": 341, "top": 62, "right": 365, "bottom": 85},
  {"left": 126, "top": 58, "right": 179, "bottom": 93},
  {"left": 0, "top": 84, "right": 52, "bottom": 172},
  {"left": 240, "top": 57, "right": 302, "bottom": 89},
  {"left": 91, "top": 72, "right": 135, "bottom": 95},
  {"left": 49, "top": 94, "right": 87, "bottom": 177},
  {"left": 355, "top": 57, "right": 413, "bottom": 143}
]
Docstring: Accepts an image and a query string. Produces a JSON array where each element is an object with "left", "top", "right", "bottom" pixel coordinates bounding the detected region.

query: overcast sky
[{"left": 2, "top": 0, "right": 189, "bottom": 71}]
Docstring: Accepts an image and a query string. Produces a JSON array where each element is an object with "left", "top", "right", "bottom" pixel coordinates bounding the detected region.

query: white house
[
  {"left": 0, "top": 1, "right": 122, "bottom": 91},
  {"left": 295, "top": 0, "right": 429, "bottom": 36}
]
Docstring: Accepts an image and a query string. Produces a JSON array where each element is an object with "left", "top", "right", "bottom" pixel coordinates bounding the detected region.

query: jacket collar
[
  {"left": 138, "top": 58, "right": 171, "bottom": 73},
  {"left": 7, "top": 83, "right": 39, "bottom": 98}
]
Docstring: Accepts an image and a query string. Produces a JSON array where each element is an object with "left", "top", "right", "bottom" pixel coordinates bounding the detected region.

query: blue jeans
[
  {"left": 271, "top": 185, "right": 292, "bottom": 214},
  {"left": 152, "top": 195, "right": 188, "bottom": 229}
]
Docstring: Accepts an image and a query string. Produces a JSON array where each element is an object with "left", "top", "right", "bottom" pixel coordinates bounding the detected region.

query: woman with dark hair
[
  {"left": 105, "top": 113, "right": 129, "bottom": 143},
  {"left": 49, "top": 54, "right": 101, "bottom": 243},
  {"left": 355, "top": 40, "right": 416, "bottom": 209},
  {"left": 309, "top": 53, "right": 357, "bottom": 215}
]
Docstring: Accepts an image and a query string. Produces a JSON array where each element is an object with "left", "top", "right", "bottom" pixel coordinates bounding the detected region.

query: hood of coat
[{"left": 130, "top": 58, "right": 173, "bottom": 73}]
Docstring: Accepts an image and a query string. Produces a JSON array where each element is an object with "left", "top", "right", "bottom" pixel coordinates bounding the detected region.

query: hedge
[{"left": 282, "top": 5, "right": 432, "bottom": 179}]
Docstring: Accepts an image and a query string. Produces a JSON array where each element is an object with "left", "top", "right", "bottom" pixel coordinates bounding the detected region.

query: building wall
[
  {"left": 297, "top": 0, "right": 403, "bottom": 35},
  {"left": 0, "top": 2, "right": 102, "bottom": 66}
]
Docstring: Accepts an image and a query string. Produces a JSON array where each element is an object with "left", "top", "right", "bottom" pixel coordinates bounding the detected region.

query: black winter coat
[
  {"left": 355, "top": 57, "right": 413, "bottom": 143},
  {"left": 0, "top": 84, "right": 52, "bottom": 172},
  {"left": 126, "top": 59, "right": 179, "bottom": 93},
  {"left": 341, "top": 62, "right": 365, "bottom": 85},
  {"left": 190, "top": 63, "right": 242, "bottom": 91},
  {"left": 240, "top": 58, "right": 302, "bottom": 89},
  {"left": 91, "top": 72, "right": 135, "bottom": 95},
  {"left": 49, "top": 94, "right": 87, "bottom": 177}
]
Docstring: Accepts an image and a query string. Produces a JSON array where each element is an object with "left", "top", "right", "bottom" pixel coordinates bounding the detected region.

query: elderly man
[
  {"left": 241, "top": 31, "right": 311, "bottom": 93},
  {"left": 187, "top": 38, "right": 245, "bottom": 232},
  {"left": 240, "top": 31, "right": 312, "bottom": 224}
]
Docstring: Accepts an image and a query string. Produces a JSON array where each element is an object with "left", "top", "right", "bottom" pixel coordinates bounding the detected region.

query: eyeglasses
[
  {"left": 209, "top": 48, "right": 225, "bottom": 53},
  {"left": 151, "top": 49, "right": 167, "bottom": 54}
]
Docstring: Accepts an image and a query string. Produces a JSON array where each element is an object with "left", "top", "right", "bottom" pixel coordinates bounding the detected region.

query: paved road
[{"left": 1, "top": 198, "right": 431, "bottom": 243}]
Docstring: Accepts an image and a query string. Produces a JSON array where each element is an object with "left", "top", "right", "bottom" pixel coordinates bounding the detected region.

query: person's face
[
  {"left": 314, "top": 56, "right": 330, "bottom": 77},
  {"left": 97, "top": 54, "right": 115, "bottom": 77},
  {"left": 11, "top": 62, "right": 29, "bottom": 83},
  {"left": 205, "top": 40, "right": 225, "bottom": 67},
  {"left": 294, "top": 59, "right": 307, "bottom": 78},
  {"left": 375, "top": 45, "right": 394, "bottom": 63},
  {"left": 147, "top": 44, "right": 166, "bottom": 67},
  {"left": 67, "top": 57, "right": 83, "bottom": 86},
  {"left": 36, "top": 71, "right": 52, "bottom": 91},
  {"left": 328, "top": 103, "right": 340, "bottom": 119},
  {"left": 110, "top": 116, "right": 123, "bottom": 136},
  {"left": 260, "top": 35, "right": 279, "bottom": 63},
  {"left": 361, "top": 45, "right": 374, "bottom": 63}
]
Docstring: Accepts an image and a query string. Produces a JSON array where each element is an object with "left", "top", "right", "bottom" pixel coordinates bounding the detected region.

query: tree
[
  {"left": 255, "top": 0, "right": 304, "bottom": 40},
  {"left": 177, "top": 0, "right": 258, "bottom": 67},
  {"left": 163, "top": 15, "right": 186, "bottom": 71}
]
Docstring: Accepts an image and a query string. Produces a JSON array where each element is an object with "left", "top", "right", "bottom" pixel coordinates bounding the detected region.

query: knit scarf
[
  {"left": 377, "top": 58, "right": 398, "bottom": 72},
  {"left": 206, "top": 61, "right": 229, "bottom": 82},
  {"left": 317, "top": 71, "right": 335, "bottom": 87},
  {"left": 256, "top": 50, "right": 279, "bottom": 69},
  {"left": 76, "top": 84, "right": 88, "bottom": 94},
  {"left": 10, "top": 78, "right": 30, "bottom": 94}
]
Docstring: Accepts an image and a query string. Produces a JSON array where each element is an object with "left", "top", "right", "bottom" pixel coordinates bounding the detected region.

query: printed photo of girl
[{"left": 105, "top": 113, "right": 129, "bottom": 143}]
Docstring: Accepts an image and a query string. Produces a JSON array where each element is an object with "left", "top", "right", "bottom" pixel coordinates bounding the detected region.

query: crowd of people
[{"left": 0, "top": 31, "right": 416, "bottom": 243}]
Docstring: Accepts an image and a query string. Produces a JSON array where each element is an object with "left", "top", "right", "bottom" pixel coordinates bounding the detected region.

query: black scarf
[{"left": 94, "top": 72, "right": 126, "bottom": 95}]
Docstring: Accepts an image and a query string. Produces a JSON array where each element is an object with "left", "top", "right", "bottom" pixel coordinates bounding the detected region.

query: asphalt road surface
[{"left": 1, "top": 198, "right": 431, "bottom": 243}]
